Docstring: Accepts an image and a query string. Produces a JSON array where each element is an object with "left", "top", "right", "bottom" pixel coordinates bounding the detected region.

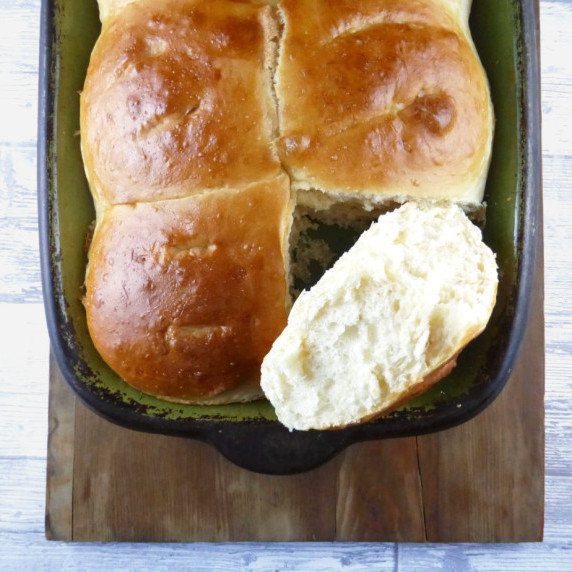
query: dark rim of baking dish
[{"left": 38, "top": 0, "right": 541, "bottom": 475}]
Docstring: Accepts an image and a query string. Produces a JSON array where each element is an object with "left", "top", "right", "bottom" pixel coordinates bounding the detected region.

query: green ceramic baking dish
[{"left": 38, "top": 0, "right": 541, "bottom": 474}]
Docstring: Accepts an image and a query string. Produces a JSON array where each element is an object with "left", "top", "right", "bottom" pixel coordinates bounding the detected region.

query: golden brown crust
[
  {"left": 85, "top": 176, "right": 291, "bottom": 402},
  {"left": 276, "top": 0, "right": 492, "bottom": 204},
  {"left": 81, "top": 0, "right": 281, "bottom": 206}
]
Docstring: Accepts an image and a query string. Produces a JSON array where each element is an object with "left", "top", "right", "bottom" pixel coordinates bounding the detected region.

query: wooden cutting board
[{"left": 45, "top": 228, "right": 544, "bottom": 543}]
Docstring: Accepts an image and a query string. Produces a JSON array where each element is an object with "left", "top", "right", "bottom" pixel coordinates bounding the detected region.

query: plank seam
[
  {"left": 70, "top": 396, "right": 76, "bottom": 541},
  {"left": 415, "top": 437, "right": 428, "bottom": 542}
]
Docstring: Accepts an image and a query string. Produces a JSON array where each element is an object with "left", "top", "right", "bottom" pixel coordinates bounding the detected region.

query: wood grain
[
  {"left": 0, "top": 146, "right": 43, "bottom": 304},
  {"left": 336, "top": 439, "right": 426, "bottom": 541},
  {"left": 71, "top": 398, "right": 341, "bottom": 542},
  {"left": 45, "top": 353, "right": 75, "bottom": 541}
]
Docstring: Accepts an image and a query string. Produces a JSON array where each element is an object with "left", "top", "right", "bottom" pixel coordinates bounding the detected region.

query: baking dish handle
[{"left": 204, "top": 422, "right": 352, "bottom": 475}]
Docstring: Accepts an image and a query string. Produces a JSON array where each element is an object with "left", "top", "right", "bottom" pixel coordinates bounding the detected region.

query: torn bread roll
[{"left": 261, "top": 203, "right": 498, "bottom": 430}]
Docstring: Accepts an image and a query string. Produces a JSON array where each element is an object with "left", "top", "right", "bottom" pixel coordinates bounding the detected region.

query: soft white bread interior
[{"left": 261, "top": 202, "right": 498, "bottom": 430}]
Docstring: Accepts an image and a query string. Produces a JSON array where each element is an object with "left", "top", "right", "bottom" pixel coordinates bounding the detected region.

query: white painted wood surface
[{"left": 0, "top": 0, "right": 571, "bottom": 568}]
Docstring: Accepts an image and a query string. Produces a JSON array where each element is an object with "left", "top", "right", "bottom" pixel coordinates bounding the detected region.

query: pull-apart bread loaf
[{"left": 81, "top": 0, "right": 494, "bottom": 408}]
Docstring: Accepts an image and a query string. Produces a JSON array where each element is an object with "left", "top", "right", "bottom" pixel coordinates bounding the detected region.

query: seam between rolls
[
  {"left": 265, "top": 2, "right": 284, "bottom": 146},
  {"left": 265, "top": 2, "right": 299, "bottom": 309}
]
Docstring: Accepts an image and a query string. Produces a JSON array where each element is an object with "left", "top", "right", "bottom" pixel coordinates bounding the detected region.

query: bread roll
[
  {"left": 85, "top": 177, "right": 291, "bottom": 403},
  {"left": 81, "top": 0, "right": 494, "bottom": 404},
  {"left": 260, "top": 203, "right": 498, "bottom": 430},
  {"left": 81, "top": 0, "right": 281, "bottom": 208},
  {"left": 277, "top": 0, "right": 493, "bottom": 209}
]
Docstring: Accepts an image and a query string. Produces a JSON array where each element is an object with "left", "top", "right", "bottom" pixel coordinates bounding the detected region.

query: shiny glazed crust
[
  {"left": 276, "top": 0, "right": 493, "bottom": 204},
  {"left": 81, "top": 0, "right": 281, "bottom": 206},
  {"left": 85, "top": 177, "right": 292, "bottom": 402},
  {"left": 81, "top": 0, "right": 493, "bottom": 404}
]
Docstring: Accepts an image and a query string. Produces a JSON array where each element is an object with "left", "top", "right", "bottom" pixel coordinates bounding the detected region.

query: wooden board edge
[{"left": 45, "top": 352, "right": 76, "bottom": 541}]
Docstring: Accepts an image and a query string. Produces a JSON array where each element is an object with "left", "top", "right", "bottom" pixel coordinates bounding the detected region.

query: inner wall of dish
[{"left": 50, "top": 0, "right": 521, "bottom": 421}]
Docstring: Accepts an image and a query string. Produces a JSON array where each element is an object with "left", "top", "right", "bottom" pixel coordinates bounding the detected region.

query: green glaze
[{"left": 48, "top": 0, "right": 524, "bottom": 423}]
